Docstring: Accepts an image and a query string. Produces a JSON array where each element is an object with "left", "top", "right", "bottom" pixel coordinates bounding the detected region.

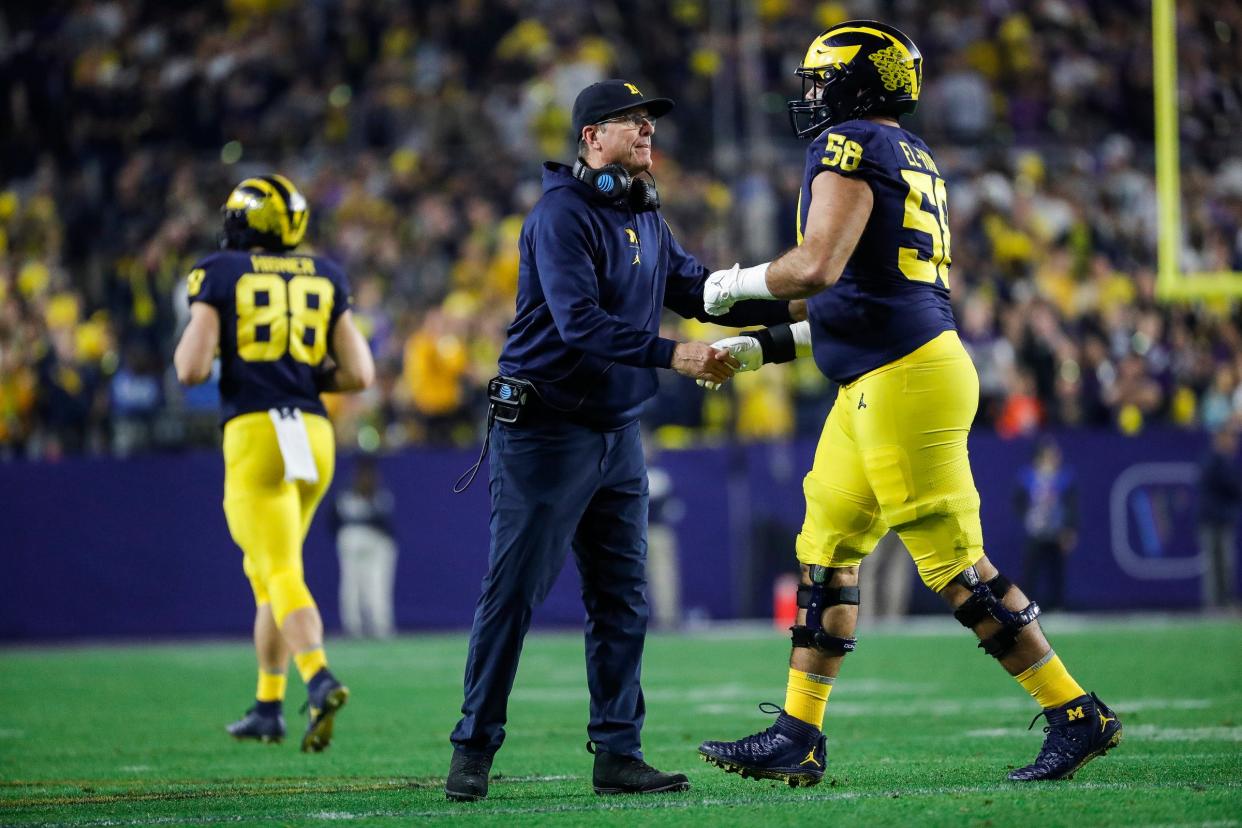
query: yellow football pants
[
  {"left": 222, "top": 411, "right": 335, "bottom": 625},
  {"left": 795, "top": 331, "right": 985, "bottom": 592}
]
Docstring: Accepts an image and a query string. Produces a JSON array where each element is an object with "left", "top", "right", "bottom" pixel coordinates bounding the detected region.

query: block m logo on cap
[{"left": 624, "top": 83, "right": 641, "bottom": 95}]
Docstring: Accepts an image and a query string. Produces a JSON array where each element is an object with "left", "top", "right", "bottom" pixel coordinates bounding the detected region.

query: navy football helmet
[{"left": 788, "top": 20, "right": 923, "bottom": 138}]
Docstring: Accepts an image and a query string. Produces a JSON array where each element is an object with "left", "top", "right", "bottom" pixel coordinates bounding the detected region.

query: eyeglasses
[{"left": 598, "top": 112, "right": 653, "bottom": 128}]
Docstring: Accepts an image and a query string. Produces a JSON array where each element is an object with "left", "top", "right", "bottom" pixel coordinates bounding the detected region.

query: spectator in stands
[
  {"left": 997, "top": 368, "right": 1043, "bottom": 439},
  {"left": 109, "top": 344, "right": 164, "bottom": 456},
  {"left": 402, "top": 307, "right": 470, "bottom": 444},
  {"left": 1, "top": 2, "right": 1240, "bottom": 455}
]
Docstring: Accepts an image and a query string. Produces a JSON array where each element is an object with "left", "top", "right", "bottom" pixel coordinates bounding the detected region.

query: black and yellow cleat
[
  {"left": 226, "top": 705, "right": 285, "bottom": 743},
  {"left": 1008, "top": 691, "right": 1123, "bottom": 781},
  {"left": 698, "top": 703, "right": 827, "bottom": 788},
  {"left": 300, "top": 672, "right": 349, "bottom": 753}
]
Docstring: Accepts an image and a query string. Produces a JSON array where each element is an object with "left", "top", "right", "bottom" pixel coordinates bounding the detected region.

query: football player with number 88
[{"left": 174, "top": 174, "right": 374, "bottom": 753}]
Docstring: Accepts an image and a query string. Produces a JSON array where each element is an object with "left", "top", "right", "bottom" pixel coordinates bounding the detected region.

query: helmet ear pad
[{"left": 820, "top": 63, "right": 886, "bottom": 121}]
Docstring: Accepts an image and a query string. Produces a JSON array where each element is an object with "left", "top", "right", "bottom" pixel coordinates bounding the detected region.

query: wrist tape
[{"left": 747, "top": 324, "right": 797, "bottom": 364}]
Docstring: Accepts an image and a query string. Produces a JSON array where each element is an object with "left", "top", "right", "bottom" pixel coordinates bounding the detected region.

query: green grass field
[{"left": 2, "top": 616, "right": 1240, "bottom": 826}]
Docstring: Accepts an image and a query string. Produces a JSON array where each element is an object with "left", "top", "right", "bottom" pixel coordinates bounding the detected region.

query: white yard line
[{"left": 59, "top": 779, "right": 1242, "bottom": 826}]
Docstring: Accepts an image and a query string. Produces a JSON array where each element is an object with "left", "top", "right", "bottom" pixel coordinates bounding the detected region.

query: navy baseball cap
[{"left": 572, "top": 79, "right": 674, "bottom": 138}]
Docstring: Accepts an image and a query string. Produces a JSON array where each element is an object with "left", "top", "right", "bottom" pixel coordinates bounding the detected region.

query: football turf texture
[{"left": 2, "top": 616, "right": 1239, "bottom": 826}]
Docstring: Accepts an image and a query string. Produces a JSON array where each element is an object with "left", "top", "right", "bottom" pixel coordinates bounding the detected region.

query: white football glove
[
  {"left": 697, "top": 335, "right": 763, "bottom": 391},
  {"left": 703, "top": 263, "right": 741, "bottom": 316}
]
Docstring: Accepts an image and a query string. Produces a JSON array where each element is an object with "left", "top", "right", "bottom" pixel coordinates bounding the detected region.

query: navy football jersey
[
  {"left": 186, "top": 249, "right": 351, "bottom": 423},
  {"left": 800, "top": 119, "right": 956, "bottom": 383}
]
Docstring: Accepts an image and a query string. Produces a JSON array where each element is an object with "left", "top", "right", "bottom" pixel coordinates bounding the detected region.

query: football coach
[{"left": 445, "top": 79, "right": 804, "bottom": 801}]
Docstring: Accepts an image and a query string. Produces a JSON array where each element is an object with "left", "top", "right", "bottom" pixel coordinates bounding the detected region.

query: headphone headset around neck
[{"left": 572, "top": 159, "right": 661, "bottom": 212}]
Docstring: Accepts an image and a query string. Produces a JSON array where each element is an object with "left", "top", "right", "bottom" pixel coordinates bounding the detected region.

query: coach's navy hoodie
[{"left": 498, "top": 162, "right": 791, "bottom": 430}]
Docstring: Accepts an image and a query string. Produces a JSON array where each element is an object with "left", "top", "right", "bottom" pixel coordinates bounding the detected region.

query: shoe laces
[
  {"left": 730, "top": 703, "right": 787, "bottom": 748},
  {"left": 623, "top": 756, "right": 660, "bottom": 774},
  {"left": 1024, "top": 709, "right": 1086, "bottom": 765}
]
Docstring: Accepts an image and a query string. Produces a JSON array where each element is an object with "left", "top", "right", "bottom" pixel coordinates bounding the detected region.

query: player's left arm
[
  {"left": 317, "top": 309, "right": 375, "bottom": 393},
  {"left": 703, "top": 171, "right": 873, "bottom": 314},
  {"left": 174, "top": 302, "right": 220, "bottom": 385},
  {"left": 314, "top": 262, "right": 374, "bottom": 393}
]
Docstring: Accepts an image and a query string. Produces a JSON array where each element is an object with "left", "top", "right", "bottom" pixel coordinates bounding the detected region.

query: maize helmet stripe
[
  {"left": 825, "top": 25, "right": 920, "bottom": 95},
  {"left": 243, "top": 177, "right": 287, "bottom": 240},
  {"left": 802, "top": 43, "right": 862, "bottom": 72},
  {"left": 257, "top": 176, "right": 293, "bottom": 242},
  {"left": 262, "top": 174, "right": 308, "bottom": 247},
  {"left": 275, "top": 174, "right": 309, "bottom": 243}
]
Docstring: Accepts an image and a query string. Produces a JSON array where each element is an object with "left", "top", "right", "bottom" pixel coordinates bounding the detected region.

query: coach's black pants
[{"left": 450, "top": 419, "right": 650, "bottom": 758}]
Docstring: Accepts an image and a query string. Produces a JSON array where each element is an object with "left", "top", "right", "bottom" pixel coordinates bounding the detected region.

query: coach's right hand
[
  {"left": 697, "top": 335, "right": 763, "bottom": 391},
  {"left": 672, "top": 342, "right": 738, "bottom": 386}
]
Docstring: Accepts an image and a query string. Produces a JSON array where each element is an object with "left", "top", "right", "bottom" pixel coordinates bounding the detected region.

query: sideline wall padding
[{"left": 0, "top": 428, "right": 1220, "bottom": 641}]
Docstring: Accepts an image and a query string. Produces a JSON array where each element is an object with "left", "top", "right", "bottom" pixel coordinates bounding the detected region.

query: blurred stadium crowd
[{"left": 1, "top": 0, "right": 1241, "bottom": 459}]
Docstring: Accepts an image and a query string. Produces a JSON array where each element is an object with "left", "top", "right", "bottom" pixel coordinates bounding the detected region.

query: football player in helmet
[
  {"left": 696, "top": 21, "right": 1121, "bottom": 785},
  {"left": 175, "top": 174, "right": 374, "bottom": 751}
]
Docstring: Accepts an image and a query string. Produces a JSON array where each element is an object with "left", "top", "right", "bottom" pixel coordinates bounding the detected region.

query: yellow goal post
[{"left": 1153, "top": 0, "right": 1242, "bottom": 300}]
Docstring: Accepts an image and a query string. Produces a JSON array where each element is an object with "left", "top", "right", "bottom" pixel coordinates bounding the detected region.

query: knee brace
[
  {"left": 790, "top": 566, "right": 860, "bottom": 655},
  {"left": 951, "top": 566, "right": 1040, "bottom": 659}
]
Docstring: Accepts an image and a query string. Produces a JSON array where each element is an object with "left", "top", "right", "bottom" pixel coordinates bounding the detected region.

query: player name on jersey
[
  {"left": 897, "top": 140, "right": 939, "bottom": 174},
  {"left": 249, "top": 255, "right": 319, "bottom": 275}
]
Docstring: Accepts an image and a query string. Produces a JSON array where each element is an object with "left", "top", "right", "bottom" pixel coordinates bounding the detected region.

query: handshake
[
  {"left": 670, "top": 336, "right": 765, "bottom": 392},
  {"left": 672, "top": 262, "right": 806, "bottom": 389},
  {"left": 670, "top": 262, "right": 771, "bottom": 390}
]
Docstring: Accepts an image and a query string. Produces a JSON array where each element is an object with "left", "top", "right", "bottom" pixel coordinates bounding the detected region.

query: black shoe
[
  {"left": 226, "top": 705, "right": 285, "bottom": 743},
  {"left": 300, "top": 671, "right": 349, "bottom": 753},
  {"left": 1008, "top": 692, "right": 1123, "bottom": 781},
  {"left": 698, "top": 703, "right": 827, "bottom": 788},
  {"left": 445, "top": 749, "right": 493, "bottom": 801},
  {"left": 589, "top": 742, "right": 690, "bottom": 795}
]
